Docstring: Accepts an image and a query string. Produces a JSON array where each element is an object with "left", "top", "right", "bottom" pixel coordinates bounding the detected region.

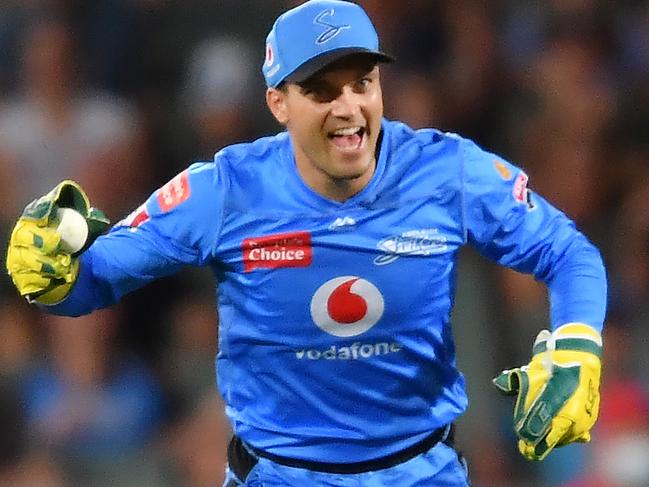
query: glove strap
[
  {"left": 532, "top": 323, "right": 603, "bottom": 359},
  {"left": 532, "top": 338, "right": 602, "bottom": 358}
]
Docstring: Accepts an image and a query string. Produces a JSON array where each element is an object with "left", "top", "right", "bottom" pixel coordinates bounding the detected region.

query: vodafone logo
[{"left": 310, "top": 277, "right": 384, "bottom": 337}]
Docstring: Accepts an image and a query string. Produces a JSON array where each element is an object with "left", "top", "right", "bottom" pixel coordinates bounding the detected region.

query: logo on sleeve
[
  {"left": 494, "top": 160, "right": 512, "bottom": 180},
  {"left": 158, "top": 170, "right": 191, "bottom": 212},
  {"left": 243, "top": 231, "right": 312, "bottom": 272},
  {"left": 121, "top": 203, "right": 150, "bottom": 230},
  {"left": 513, "top": 171, "right": 529, "bottom": 203},
  {"left": 513, "top": 171, "right": 536, "bottom": 210}
]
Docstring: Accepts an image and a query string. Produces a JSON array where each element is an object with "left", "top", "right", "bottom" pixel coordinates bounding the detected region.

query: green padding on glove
[
  {"left": 6, "top": 180, "right": 110, "bottom": 303},
  {"left": 495, "top": 364, "right": 580, "bottom": 442},
  {"left": 21, "top": 180, "right": 110, "bottom": 255},
  {"left": 493, "top": 324, "right": 602, "bottom": 461}
]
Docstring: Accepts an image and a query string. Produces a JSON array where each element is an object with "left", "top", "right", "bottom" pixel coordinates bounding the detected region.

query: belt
[{"left": 227, "top": 424, "right": 454, "bottom": 480}]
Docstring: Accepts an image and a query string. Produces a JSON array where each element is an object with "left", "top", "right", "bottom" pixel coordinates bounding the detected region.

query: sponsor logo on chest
[
  {"left": 296, "top": 276, "right": 402, "bottom": 361},
  {"left": 242, "top": 231, "right": 312, "bottom": 272},
  {"left": 310, "top": 276, "right": 384, "bottom": 337}
]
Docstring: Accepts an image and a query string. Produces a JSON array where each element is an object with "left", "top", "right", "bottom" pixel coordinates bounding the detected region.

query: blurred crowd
[{"left": 0, "top": 1, "right": 648, "bottom": 486}]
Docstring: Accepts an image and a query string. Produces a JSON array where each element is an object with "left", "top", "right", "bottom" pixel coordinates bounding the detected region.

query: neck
[
  {"left": 294, "top": 151, "right": 377, "bottom": 202},
  {"left": 322, "top": 174, "right": 374, "bottom": 202}
]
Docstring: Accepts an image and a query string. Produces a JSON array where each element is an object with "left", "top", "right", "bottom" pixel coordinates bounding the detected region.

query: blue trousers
[{"left": 222, "top": 439, "right": 471, "bottom": 486}]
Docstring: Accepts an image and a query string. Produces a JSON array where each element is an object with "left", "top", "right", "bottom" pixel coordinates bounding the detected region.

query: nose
[{"left": 330, "top": 86, "right": 361, "bottom": 119}]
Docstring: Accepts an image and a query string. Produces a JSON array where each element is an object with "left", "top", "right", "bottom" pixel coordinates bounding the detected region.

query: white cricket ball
[{"left": 55, "top": 207, "right": 88, "bottom": 253}]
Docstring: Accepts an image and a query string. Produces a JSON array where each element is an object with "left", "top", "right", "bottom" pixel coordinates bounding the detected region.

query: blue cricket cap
[{"left": 262, "top": 0, "right": 394, "bottom": 88}]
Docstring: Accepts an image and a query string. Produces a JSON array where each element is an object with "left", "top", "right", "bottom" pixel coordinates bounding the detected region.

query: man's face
[{"left": 267, "top": 55, "right": 384, "bottom": 201}]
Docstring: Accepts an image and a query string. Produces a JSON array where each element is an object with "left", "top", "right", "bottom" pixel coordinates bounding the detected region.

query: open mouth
[{"left": 327, "top": 126, "right": 366, "bottom": 151}]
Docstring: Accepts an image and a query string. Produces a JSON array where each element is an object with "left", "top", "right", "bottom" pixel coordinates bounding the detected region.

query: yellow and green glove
[
  {"left": 493, "top": 323, "right": 602, "bottom": 461},
  {"left": 6, "top": 180, "right": 109, "bottom": 304}
]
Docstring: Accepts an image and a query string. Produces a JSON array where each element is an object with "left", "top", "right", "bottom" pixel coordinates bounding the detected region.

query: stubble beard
[{"left": 326, "top": 153, "right": 374, "bottom": 183}]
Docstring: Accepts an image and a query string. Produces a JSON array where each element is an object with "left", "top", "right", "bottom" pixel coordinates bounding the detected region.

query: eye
[
  {"left": 356, "top": 77, "right": 372, "bottom": 91},
  {"left": 302, "top": 84, "right": 337, "bottom": 103},
  {"left": 301, "top": 85, "right": 324, "bottom": 98}
]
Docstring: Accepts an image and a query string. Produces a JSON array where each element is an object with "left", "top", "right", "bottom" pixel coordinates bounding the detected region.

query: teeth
[{"left": 332, "top": 127, "right": 362, "bottom": 136}]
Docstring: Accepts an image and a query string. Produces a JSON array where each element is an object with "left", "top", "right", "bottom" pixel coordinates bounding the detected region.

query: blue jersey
[{"left": 48, "top": 119, "right": 607, "bottom": 463}]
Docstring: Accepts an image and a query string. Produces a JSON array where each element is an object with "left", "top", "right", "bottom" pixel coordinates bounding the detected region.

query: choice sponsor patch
[
  {"left": 158, "top": 170, "right": 191, "bottom": 212},
  {"left": 242, "top": 231, "right": 312, "bottom": 272}
]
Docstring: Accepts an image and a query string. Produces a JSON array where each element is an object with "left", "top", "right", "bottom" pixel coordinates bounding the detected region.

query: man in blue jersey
[{"left": 6, "top": 1, "right": 607, "bottom": 486}]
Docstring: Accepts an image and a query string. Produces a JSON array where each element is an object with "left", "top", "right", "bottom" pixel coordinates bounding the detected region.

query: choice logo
[
  {"left": 310, "top": 276, "right": 384, "bottom": 337},
  {"left": 243, "top": 231, "right": 312, "bottom": 272}
]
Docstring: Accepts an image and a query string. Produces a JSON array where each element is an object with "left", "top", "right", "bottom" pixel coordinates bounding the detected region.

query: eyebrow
[{"left": 297, "top": 79, "right": 327, "bottom": 92}]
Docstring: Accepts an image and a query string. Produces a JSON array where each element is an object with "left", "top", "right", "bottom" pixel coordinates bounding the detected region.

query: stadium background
[{"left": 0, "top": 1, "right": 648, "bottom": 486}]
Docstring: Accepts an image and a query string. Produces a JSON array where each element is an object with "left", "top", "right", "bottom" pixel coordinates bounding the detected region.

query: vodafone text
[{"left": 295, "top": 341, "right": 403, "bottom": 360}]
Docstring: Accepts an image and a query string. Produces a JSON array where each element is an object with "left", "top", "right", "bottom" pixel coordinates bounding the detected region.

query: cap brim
[{"left": 284, "top": 48, "right": 394, "bottom": 85}]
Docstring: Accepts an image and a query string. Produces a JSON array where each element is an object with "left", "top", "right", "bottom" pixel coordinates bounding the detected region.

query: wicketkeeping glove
[
  {"left": 6, "top": 180, "right": 109, "bottom": 304},
  {"left": 493, "top": 323, "right": 602, "bottom": 461}
]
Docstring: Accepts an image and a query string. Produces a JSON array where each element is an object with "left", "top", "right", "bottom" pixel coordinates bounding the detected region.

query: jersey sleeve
[
  {"left": 44, "top": 161, "right": 225, "bottom": 316},
  {"left": 461, "top": 139, "right": 607, "bottom": 331}
]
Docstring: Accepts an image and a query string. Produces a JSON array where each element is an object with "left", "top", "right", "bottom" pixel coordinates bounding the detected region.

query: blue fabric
[
  {"left": 262, "top": 0, "right": 388, "bottom": 87},
  {"left": 46, "top": 119, "right": 607, "bottom": 465},
  {"left": 223, "top": 441, "right": 470, "bottom": 486}
]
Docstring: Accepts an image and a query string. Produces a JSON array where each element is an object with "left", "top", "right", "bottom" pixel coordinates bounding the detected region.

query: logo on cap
[
  {"left": 310, "top": 276, "right": 384, "bottom": 337},
  {"left": 265, "top": 43, "right": 274, "bottom": 67},
  {"left": 314, "top": 9, "right": 351, "bottom": 45}
]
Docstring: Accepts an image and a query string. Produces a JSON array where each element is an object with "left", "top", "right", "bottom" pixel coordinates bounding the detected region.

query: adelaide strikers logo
[{"left": 310, "top": 276, "right": 384, "bottom": 337}]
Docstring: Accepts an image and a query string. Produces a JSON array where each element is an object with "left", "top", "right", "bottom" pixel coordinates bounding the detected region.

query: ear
[{"left": 266, "top": 87, "right": 289, "bottom": 125}]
